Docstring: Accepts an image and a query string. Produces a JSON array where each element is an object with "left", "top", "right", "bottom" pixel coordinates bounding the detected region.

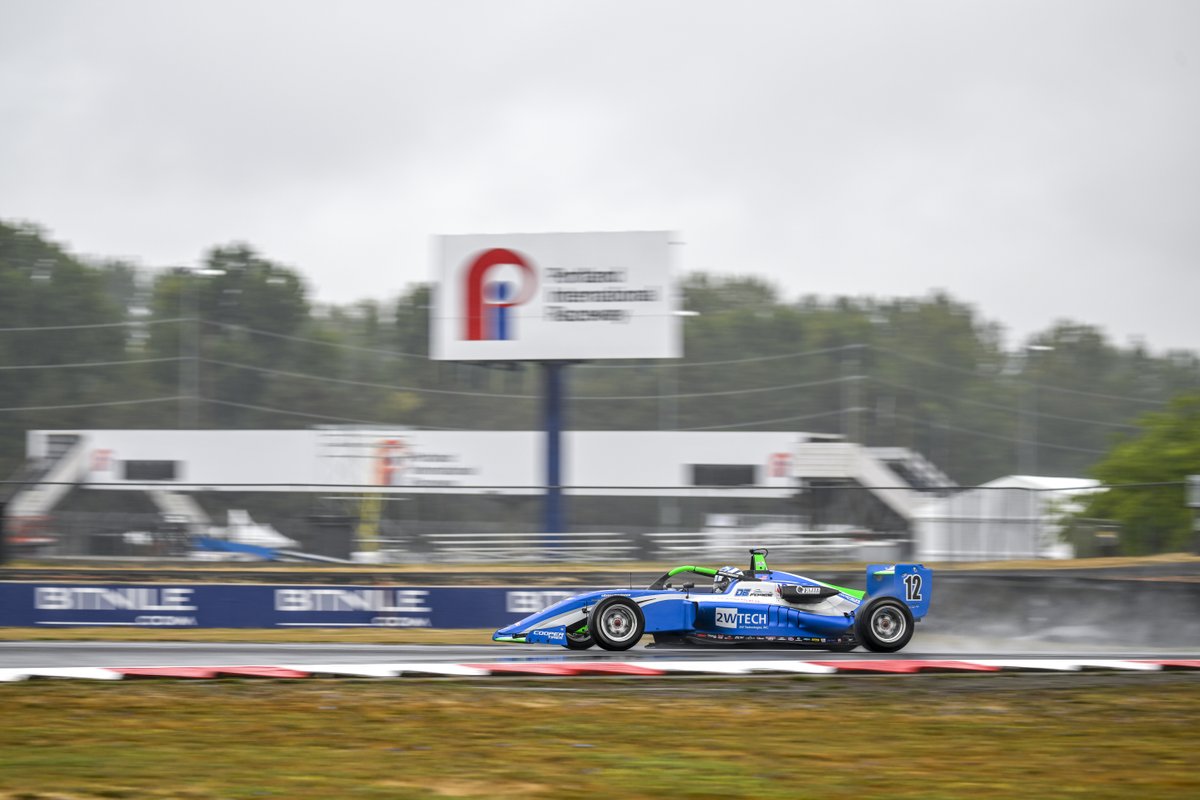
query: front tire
[
  {"left": 565, "top": 629, "right": 594, "bottom": 650},
  {"left": 854, "top": 597, "right": 915, "bottom": 653},
  {"left": 589, "top": 596, "right": 645, "bottom": 651}
]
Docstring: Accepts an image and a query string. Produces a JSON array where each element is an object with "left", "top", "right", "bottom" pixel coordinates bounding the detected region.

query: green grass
[{"left": 1, "top": 676, "right": 1198, "bottom": 799}]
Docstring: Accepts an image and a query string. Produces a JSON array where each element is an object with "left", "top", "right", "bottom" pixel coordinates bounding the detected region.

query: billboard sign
[{"left": 431, "top": 231, "right": 680, "bottom": 361}]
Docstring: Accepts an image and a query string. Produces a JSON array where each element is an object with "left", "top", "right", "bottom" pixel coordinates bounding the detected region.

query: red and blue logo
[{"left": 463, "top": 248, "right": 537, "bottom": 341}]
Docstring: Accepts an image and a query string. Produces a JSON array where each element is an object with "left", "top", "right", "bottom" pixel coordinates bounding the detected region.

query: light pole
[
  {"left": 658, "top": 310, "right": 699, "bottom": 532},
  {"left": 840, "top": 343, "right": 866, "bottom": 443},
  {"left": 659, "top": 310, "right": 699, "bottom": 432},
  {"left": 178, "top": 267, "right": 226, "bottom": 429},
  {"left": 1018, "top": 344, "right": 1054, "bottom": 475}
]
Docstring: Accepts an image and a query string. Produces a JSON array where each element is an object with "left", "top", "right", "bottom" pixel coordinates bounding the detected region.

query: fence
[{"left": 0, "top": 481, "right": 1191, "bottom": 564}]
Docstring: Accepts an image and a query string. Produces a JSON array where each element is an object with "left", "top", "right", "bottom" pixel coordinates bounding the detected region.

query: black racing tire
[
  {"left": 565, "top": 629, "right": 595, "bottom": 650},
  {"left": 588, "top": 596, "right": 645, "bottom": 651},
  {"left": 854, "top": 597, "right": 915, "bottom": 653}
]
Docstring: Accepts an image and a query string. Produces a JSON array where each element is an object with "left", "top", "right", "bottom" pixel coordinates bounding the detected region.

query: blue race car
[{"left": 494, "top": 549, "right": 930, "bottom": 653}]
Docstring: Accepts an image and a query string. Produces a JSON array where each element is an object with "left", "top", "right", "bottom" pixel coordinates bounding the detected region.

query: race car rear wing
[{"left": 866, "top": 563, "right": 932, "bottom": 620}]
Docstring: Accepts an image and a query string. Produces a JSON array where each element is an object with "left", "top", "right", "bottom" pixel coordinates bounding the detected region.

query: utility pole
[
  {"left": 1189, "top": 475, "right": 1200, "bottom": 555},
  {"left": 1017, "top": 384, "right": 1037, "bottom": 475},
  {"left": 542, "top": 361, "right": 567, "bottom": 537},
  {"left": 178, "top": 271, "right": 195, "bottom": 429},
  {"left": 178, "top": 267, "right": 227, "bottom": 429},
  {"left": 841, "top": 344, "right": 865, "bottom": 443}
]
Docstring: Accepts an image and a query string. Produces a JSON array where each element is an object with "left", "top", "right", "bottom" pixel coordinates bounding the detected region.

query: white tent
[{"left": 914, "top": 476, "right": 1102, "bottom": 562}]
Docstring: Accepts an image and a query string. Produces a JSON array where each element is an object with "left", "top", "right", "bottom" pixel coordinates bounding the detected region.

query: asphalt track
[{"left": 3, "top": 638, "right": 1199, "bottom": 670}]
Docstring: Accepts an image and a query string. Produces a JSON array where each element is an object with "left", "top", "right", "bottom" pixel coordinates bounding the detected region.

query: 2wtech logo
[{"left": 714, "top": 607, "right": 768, "bottom": 629}]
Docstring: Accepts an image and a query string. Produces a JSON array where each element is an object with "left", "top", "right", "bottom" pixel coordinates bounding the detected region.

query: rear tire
[
  {"left": 854, "top": 597, "right": 915, "bottom": 653},
  {"left": 589, "top": 596, "right": 645, "bottom": 651}
]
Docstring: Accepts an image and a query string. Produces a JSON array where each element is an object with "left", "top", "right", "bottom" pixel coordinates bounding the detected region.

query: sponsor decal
[
  {"left": 274, "top": 589, "right": 430, "bottom": 613},
  {"left": 768, "top": 452, "right": 791, "bottom": 478},
  {"left": 373, "top": 436, "right": 480, "bottom": 488},
  {"left": 35, "top": 586, "right": 196, "bottom": 612},
  {"left": 505, "top": 590, "right": 577, "bottom": 614},
  {"left": 735, "top": 587, "right": 775, "bottom": 597},
  {"left": 714, "top": 607, "right": 768, "bottom": 629},
  {"left": 132, "top": 615, "right": 197, "bottom": 627},
  {"left": 370, "top": 616, "right": 431, "bottom": 628},
  {"left": 463, "top": 248, "right": 537, "bottom": 341},
  {"left": 532, "top": 629, "right": 566, "bottom": 641}
]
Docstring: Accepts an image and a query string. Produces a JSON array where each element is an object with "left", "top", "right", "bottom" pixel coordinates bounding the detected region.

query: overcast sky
[{"left": 1, "top": 1, "right": 1197, "bottom": 352}]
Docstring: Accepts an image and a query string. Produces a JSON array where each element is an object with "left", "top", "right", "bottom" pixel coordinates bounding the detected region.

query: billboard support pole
[{"left": 542, "top": 361, "right": 567, "bottom": 536}]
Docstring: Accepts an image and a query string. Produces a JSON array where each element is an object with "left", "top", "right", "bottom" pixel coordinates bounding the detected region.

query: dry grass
[{"left": 0, "top": 675, "right": 1197, "bottom": 799}]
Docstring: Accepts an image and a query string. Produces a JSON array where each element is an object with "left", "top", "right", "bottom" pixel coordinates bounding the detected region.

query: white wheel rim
[
  {"left": 871, "top": 606, "right": 907, "bottom": 644},
  {"left": 600, "top": 605, "right": 637, "bottom": 642}
]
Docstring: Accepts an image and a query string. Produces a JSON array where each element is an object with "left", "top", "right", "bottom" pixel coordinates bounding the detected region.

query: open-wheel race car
[{"left": 494, "top": 549, "right": 931, "bottom": 653}]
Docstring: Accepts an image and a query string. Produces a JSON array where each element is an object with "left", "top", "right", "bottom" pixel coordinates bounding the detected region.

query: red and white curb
[{"left": 2, "top": 659, "right": 1199, "bottom": 681}]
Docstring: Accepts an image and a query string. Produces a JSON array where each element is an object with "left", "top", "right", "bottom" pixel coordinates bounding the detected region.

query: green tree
[
  {"left": 1080, "top": 394, "right": 1200, "bottom": 553},
  {"left": 144, "top": 244, "right": 311, "bottom": 428},
  {"left": 0, "top": 222, "right": 134, "bottom": 473}
]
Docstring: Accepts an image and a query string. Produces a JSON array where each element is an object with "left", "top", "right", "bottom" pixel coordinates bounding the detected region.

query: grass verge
[{"left": 0, "top": 675, "right": 1197, "bottom": 799}]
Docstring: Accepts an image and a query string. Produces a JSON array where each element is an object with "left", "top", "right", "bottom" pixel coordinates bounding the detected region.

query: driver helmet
[{"left": 714, "top": 565, "right": 744, "bottom": 592}]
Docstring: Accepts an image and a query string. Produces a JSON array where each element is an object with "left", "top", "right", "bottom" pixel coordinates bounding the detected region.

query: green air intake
[{"left": 667, "top": 565, "right": 718, "bottom": 578}]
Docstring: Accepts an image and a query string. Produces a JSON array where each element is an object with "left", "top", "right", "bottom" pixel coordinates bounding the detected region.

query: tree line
[{"left": 2, "top": 219, "right": 1198, "bottom": 519}]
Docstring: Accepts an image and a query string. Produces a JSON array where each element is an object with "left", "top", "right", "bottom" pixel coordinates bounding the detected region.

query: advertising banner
[
  {"left": 0, "top": 583, "right": 589, "bottom": 630},
  {"left": 431, "top": 231, "right": 680, "bottom": 361}
]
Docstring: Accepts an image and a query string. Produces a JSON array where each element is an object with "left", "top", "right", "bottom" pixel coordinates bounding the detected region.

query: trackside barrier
[{"left": 0, "top": 582, "right": 594, "bottom": 630}]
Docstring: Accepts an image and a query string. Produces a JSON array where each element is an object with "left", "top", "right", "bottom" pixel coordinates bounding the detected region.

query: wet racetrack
[{"left": 3, "top": 638, "right": 1198, "bottom": 670}]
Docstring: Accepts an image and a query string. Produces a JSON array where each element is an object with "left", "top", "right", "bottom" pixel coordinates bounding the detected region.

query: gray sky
[{"left": 2, "top": 0, "right": 1197, "bottom": 351}]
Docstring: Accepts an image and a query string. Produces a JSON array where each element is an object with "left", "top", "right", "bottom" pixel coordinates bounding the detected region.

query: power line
[
  {"left": 576, "top": 375, "right": 855, "bottom": 401},
  {"left": 200, "top": 358, "right": 541, "bottom": 399},
  {"left": 0, "top": 396, "right": 184, "bottom": 413},
  {"left": 580, "top": 344, "right": 860, "bottom": 369},
  {"left": 0, "top": 317, "right": 186, "bottom": 333},
  {"left": 204, "top": 321, "right": 428, "bottom": 360},
  {"left": 869, "top": 377, "right": 1142, "bottom": 429},
  {"left": 201, "top": 357, "right": 857, "bottom": 401},
  {"left": 0, "top": 316, "right": 1182, "bottom": 408},
  {"left": 680, "top": 408, "right": 848, "bottom": 431},
  {"left": 202, "top": 398, "right": 392, "bottom": 427},
  {"left": 871, "top": 344, "right": 1169, "bottom": 406},
  {"left": 1027, "top": 382, "right": 1171, "bottom": 405},
  {"left": 0, "top": 356, "right": 182, "bottom": 372},
  {"left": 888, "top": 412, "right": 1108, "bottom": 455},
  {"left": 202, "top": 398, "right": 463, "bottom": 430}
]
